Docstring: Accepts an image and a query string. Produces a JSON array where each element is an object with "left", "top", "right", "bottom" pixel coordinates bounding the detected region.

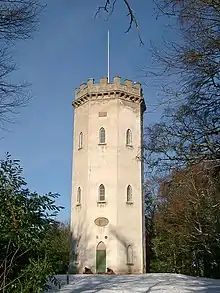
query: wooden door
[{"left": 96, "top": 242, "right": 106, "bottom": 273}]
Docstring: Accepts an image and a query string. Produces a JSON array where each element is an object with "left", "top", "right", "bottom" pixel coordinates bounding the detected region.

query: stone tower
[{"left": 70, "top": 76, "right": 146, "bottom": 274}]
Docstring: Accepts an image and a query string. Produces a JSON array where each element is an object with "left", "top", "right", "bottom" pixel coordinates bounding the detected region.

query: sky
[{"left": 0, "top": 0, "right": 174, "bottom": 222}]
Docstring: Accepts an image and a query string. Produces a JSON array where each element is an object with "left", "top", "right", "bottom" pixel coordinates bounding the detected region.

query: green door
[{"left": 96, "top": 242, "right": 106, "bottom": 273}]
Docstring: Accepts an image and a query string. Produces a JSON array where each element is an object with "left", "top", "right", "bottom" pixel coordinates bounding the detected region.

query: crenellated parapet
[{"left": 72, "top": 76, "right": 146, "bottom": 112}]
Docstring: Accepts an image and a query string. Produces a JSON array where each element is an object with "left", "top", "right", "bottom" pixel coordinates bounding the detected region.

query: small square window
[{"left": 98, "top": 112, "right": 107, "bottom": 117}]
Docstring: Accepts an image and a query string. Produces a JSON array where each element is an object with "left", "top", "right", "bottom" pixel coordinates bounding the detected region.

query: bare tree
[
  {"left": 0, "top": 0, "right": 43, "bottom": 129},
  {"left": 142, "top": 0, "right": 220, "bottom": 173}
]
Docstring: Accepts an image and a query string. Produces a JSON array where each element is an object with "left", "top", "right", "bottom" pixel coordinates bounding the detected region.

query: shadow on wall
[
  {"left": 69, "top": 217, "right": 94, "bottom": 274},
  {"left": 109, "top": 225, "right": 133, "bottom": 274},
  {"left": 69, "top": 221, "right": 137, "bottom": 275}
]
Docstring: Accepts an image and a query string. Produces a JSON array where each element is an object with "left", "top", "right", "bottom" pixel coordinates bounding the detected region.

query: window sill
[
  {"left": 76, "top": 203, "right": 81, "bottom": 207},
  {"left": 126, "top": 201, "right": 133, "bottom": 205},
  {"left": 78, "top": 147, "right": 83, "bottom": 150},
  {"left": 126, "top": 144, "right": 133, "bottom": 149},
  {"left": 98, "top": 143, "right": 107, "bottom": 146},
  {"left": 127, "top": 263, "right": 134, "bottom": 266},
  {"left": 97, "top": 201, "right": 107, "bottom": 206}
]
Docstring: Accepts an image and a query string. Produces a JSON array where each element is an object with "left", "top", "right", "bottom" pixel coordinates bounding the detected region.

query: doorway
[{"left": 96, "top": 241, "right": 106, "bottom": 273}]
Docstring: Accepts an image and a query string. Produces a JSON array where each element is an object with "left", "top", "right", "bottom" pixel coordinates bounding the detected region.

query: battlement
[{"left": 73, "top": 76, "right": 146, "bottom": 111}]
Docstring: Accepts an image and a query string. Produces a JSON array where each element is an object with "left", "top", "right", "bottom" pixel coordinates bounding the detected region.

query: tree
[
  {"left": 0, "top": 0, "right": 43, "bottom": 129},
  {"left": 151, "top": 162, "right": 220, "bottom": 278},
  {"left": 144, "top": 0, "right": 220, "bottom": 171},
  {"left": 144, "top": 178, "right": 160, "bottom": 272},
  {"left": 0, "top": 153, "right": 63, "bottom": 292},
  {"left": 42, "top": 221, "right": 71, "bottom": 275}
]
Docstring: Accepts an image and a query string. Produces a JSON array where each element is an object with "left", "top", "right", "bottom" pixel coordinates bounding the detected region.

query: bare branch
[
  {"left": 0, "top": 0, "right": 44, "bottom": 130},
  {"left": 95, "top": 0, "right": 144, "bottom": 45}
]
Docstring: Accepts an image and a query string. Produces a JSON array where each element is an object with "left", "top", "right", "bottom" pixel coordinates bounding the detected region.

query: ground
[{"left": 48, "top": 273, "right": 220, "bottom": 292}]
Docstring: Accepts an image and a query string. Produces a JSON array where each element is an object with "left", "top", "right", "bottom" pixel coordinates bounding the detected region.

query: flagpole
[{"left": 107, "top": 29, "right": 110, "bottom": 83}]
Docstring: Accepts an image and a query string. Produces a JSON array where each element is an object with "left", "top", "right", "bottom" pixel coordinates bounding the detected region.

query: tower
[{"left": 70, "top": 76, "right": 146, "bottom": 274}]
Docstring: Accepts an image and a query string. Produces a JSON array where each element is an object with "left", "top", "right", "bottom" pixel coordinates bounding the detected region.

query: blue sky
[{"left": 0, "top": 0, "right": 173, "bottom": 222}]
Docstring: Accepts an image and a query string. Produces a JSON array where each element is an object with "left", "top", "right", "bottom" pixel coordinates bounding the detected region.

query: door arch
[{"left": 96, "top": 241, "right": 106, "bottom": 273}]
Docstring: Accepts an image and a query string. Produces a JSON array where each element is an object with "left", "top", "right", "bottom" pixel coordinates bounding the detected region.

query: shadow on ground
[{"left": 47, "top": 273, "right": 220, "bottom": 293}]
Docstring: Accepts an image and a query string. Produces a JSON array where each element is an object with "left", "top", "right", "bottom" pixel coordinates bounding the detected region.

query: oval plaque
[{"left": 94, "top": 217, "right": 109, "bottom": 227}]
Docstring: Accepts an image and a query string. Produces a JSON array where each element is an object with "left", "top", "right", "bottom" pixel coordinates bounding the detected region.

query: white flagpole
[{"left": 107, "top": 29, "right": 110, "bottom": 83}]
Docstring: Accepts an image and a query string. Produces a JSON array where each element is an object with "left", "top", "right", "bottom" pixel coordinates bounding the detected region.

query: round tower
[{"left": 70, "top": 76, "right": 146, "bottom": 274}]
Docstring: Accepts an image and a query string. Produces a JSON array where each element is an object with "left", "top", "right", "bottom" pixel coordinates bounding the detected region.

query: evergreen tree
[{"left": 0, "top": 154, "right": 63, "bottom": 292}]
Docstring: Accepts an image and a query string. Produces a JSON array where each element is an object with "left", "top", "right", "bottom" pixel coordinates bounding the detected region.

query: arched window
[
  {"left": 79, "top": 132, "right": 83, "bottom": 149},
  {"left": 127, "top": 245, "right": 133, "bottom": 264},
  {"left": 127, "top": 185, "right": 132, "bottom": 202},
  {"left": 126, "top": 129, "right": 132, "bottom": 146},
  {"left": 99, "top": 184, "right": 105, "bottom": 202},
  {"left": 99, "top": 127, "right": 106, "bottom": 144},
  {"left": 77, "top": 187, "right": 81, "bottom": 204}
]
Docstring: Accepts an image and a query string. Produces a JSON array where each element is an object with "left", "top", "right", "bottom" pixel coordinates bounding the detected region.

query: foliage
[
  {"left": 41, "top": 222, "right": 71, "bottom": 275},
  {"left": 144, "top": 179, "right": 159, "bottom": 272},
  {"left": 143, "top": 1, "right": 220, "bottom": 275},
  {"left": 151, "top": 162, "right": 220, "bottom": 278},
  {"left": 0, "top": 153, "right": 63, "bottom": 292}
]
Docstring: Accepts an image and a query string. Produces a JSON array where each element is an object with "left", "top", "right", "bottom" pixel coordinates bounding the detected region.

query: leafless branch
[
  {"left": 95, "top": 0, "right": 144, "bottom": 45},
  {"left": 0, "top": 0, "right": 44, "bottom": 130}
]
